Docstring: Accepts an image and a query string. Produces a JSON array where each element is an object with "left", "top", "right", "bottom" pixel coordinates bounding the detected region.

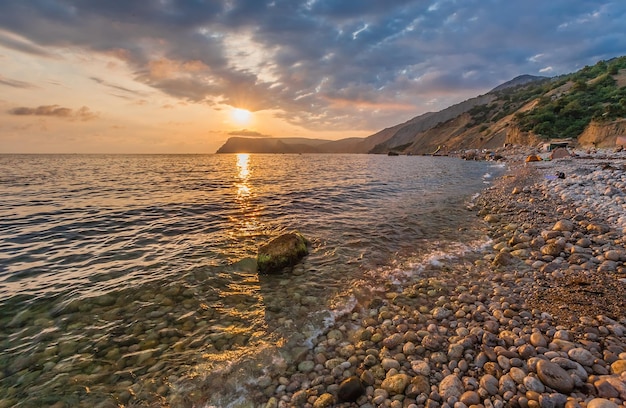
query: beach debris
[{"left": 257, "top": 231, "right": 309, "bottom": 274}]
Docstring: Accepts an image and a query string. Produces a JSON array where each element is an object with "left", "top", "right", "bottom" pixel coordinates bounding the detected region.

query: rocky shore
[{"left": 259, "top": 148, "right": 626, "bottom": 408}]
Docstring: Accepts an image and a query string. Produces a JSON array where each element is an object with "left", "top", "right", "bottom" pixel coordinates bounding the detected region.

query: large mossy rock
[{"left": 257, "top": 232, "right": 309, "bottom": 274}]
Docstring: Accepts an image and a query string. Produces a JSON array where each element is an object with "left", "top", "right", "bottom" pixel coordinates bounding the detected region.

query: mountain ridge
[{"left": 216, "top": 56, "right": 626, "bottom": 154}]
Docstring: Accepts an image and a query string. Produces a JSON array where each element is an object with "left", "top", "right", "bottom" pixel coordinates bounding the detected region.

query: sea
[{"left": 0, "top": 153, "right": 503, "bottom": 407}]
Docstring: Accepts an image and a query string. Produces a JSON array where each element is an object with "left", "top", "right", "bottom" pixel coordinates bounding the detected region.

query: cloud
[
  {"left": 9, "top": 105, "right": 99, "bottom": 121},
  {"left": 227, "top": 129, "right": 272, "bottom": 138},
  {"left": 0, "top": 28, "right": 53, "bottom": 57},
  {"left": 0, "top": 1, "right": 625, "bottom": 131},
  {"left": 0, "top": 75, "right": 36, "bottom": 89},
  {"left": 90, "top": 77, "right": 148, "bottom": 97}
]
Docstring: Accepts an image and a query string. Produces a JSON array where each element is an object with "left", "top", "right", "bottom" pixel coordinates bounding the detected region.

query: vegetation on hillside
[
  {"left": 512, "top": 57, "right": 626, "bottom": 139},
  {"left": 460, "top": 57, "right": 626, "bottom": 141}
]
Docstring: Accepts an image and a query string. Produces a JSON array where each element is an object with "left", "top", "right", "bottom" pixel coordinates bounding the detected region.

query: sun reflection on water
[
  {"left": 231, "top": 153, "right": 262, "bottom": 242},
  {"left": 236, "top": 153, "right": 251, "bottom": 198}
]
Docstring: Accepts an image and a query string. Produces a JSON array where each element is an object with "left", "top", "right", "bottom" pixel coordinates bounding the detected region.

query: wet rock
[
  {"left": 337, "top": 376, "right": 365, "bottom": 403},
  {"left": 257, "top": 231, "right": 308, "bottom": 274}
]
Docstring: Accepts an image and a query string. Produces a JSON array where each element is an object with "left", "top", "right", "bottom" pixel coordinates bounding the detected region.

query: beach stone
[
  {"left": 383, "top": 333, "right": 404, "bottom": 349},
  {"left": 553, "top": 220, "right": 574, "bottom": 232},
  {"left": 381, "top": 373, "right": 410, "bottom": 395},
  {"left": 411, "top": 360, "right": 430, "bottom": 376},
  {"left": 595, "top": 375, "right": 626, "bottom": 399},
  {"left": 422, "top": 334, "right": 444, "bottom": 351},
  {"left": 536, "top": 360, "right": 574, "bottom": 394},
  {"left": 493, "top": 252, "right": 515, "bottom": 266},
  {"left": 406, "top": 375, "right": 430, "bottom": 398},
  {"left": 382, "top": 358, "right": 401, "bottom": 371},
  {"left": 484, "top": 214, "right": 500, "bottom": 223},
  {"left": 257, "top": 231, "right": 308, "bottom": 274},
  {"left": 586, "top": 398, "right": 619, "bottom": 408},
  {"left": 403, "top": 342, "right": 416, "bottom": 355},
  {"left": 604, "top": 250, "right": 622, "bottom": 261},
  {"left": 523, "top": 375, "right": 545, "bottom": 393},
  {"left": 439, "top": 374, "right": 463, "bottom": 400},
  {"left": 499, "top": 374, "right": 516, "bottom": 394},
  {"left": 530, "top": 332, "right": 548, "bottom": 348},
  {"left": 297, "top": 360, "right": 315, "bottom": 373},
  {"left": 541, "top": 243, "right": 564, "bottom": 257},
  {"left": 509, "top": 367, "right": 526, "bottom": 384},
  {"left": 568, "top": 348, "right": 595, "bottom": 367},
  {"left": 313, "top": 393, "right": 334, "bottom": 408},
  {"left": 431, "top": 307, "right": 451, "bottom": 320},
  {"left": 459, "top": 390, "right": 480, "bottom": 406},
  {"left": 610, "top": 359, "right": 626, "bottom": 374},
  {"left": 291, "top": 390, "right": 307, "bottom": 405},
  {"left": 480, "top": 374, "right": 499, "bottom": 396},
  {"left": 337, "top": 376, "right": 365, "bottom": 402},
  {"left": 360, "top": 370, "right": 376, "bottom": 386},
  {"left": 594, "top": 377, "right": 620, "bottom": 399}
]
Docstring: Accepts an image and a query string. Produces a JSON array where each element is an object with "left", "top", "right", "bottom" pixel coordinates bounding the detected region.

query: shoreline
[{"left": 259, "top": 147, "right": 626, "bottom": 408}]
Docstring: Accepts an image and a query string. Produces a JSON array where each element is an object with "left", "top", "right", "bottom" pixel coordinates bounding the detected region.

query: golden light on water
[
  {"left": 232, "top": 153, "right": 260, "bottom": 239},
  {"left": 236, "top": 153, "right": 251, "bottom": 197},
  {"left": 236, "top": 153, "right": 250, "bottom": 179}
]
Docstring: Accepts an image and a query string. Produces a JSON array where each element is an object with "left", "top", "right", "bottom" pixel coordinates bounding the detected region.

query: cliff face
[{"left": 578, "top": 119, "right": 626, "bottom": 147}]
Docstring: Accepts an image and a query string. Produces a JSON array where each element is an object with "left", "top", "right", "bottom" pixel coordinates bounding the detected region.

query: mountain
[
  {"left": 216, "top": 56, "right": 626, "bottom": 154},
  {"left": 215, "top": 136, "right": 366, "bottom": 153},
  {"left": 489, "top": 74, "right": 549, "bottom": 93}
]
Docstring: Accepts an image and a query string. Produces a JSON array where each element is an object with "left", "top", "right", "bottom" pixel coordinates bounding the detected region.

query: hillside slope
[
  {"left": 215, "top": 56, "right": 626, "bottom": 154},
  {"left": 383, "top": 57, "right": 626, "bottom": 155}
]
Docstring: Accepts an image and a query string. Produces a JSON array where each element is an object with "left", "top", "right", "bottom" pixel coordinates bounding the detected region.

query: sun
[{"left": 231, "top": 108, "right": 252, "bottom": 124}]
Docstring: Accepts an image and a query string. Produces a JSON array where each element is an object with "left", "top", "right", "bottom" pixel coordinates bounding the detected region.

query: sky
[{"left": 1, "top": 1, "right": 626, "bottom": 153}]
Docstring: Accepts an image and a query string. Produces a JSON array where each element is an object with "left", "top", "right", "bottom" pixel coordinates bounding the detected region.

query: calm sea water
[{"left": 0, "top": 154, "right": 502, "bottom": 407}]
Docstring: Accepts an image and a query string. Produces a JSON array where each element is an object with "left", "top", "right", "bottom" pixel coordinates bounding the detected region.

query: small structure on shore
[
  {"left": 257, "top": 231, "right": 309, "bottom": 274},
  {"left": 542, "top": 138, "right": 573, "bottom": 152},
  {"left": 549, "top": 147, "right": 572, "bottom": 160}
]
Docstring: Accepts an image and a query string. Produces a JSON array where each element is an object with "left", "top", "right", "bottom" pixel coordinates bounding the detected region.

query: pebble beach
[{"left": 257, "top": 148, "right": 626, "bottom": 408}]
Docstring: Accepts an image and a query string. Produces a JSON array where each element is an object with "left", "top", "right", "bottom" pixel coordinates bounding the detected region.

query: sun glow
[{"left": 231, "top": 108, "right": 252, "bottom": 124}]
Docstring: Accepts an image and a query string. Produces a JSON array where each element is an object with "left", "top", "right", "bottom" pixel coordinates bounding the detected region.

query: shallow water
[{"left": 0, "top": 154, "right": 502, "bottom": 407}]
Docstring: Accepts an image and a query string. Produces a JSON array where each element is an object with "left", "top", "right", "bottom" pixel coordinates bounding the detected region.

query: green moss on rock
[{"left": 257, "top": 231, "right": 309, "bottom": 274}]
